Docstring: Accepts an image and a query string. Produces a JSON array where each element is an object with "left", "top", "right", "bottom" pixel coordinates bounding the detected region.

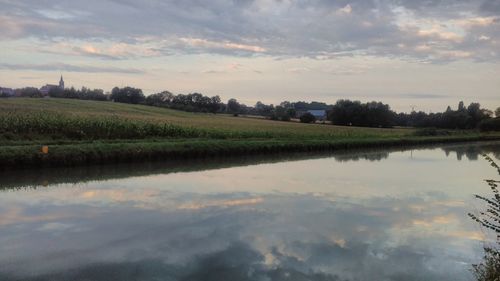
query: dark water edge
[{"left": 2, "top": 140, "right": 499, "bottom": 190}]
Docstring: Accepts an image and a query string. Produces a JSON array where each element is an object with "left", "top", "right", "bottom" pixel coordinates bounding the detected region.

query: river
[{"left": 1, "top": 142, "right": 499, "bottom": 281}]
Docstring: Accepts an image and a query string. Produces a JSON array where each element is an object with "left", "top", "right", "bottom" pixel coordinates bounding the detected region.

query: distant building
[
  {"left": 0, "top": 87, "right": 15, "bottom": 96},
  {"left": 40, "top": 75, "right": 64, "bottom": 96}
]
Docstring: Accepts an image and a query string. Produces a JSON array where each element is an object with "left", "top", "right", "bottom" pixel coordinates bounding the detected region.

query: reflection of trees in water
[
  {"left": 469, "top": 155, "right": 500, "bottom": 280},
  {"left": 442, "top": 144, "right": 500, "bottom": 161},
  {"left": 1, "top": 142, "right": 499, "bottom": 190},
  {"left": 0, "top": 150, "right": 388, "bottom": 190},
  {"left": 330, "top": 151, "right": 388, "bottom": 162}
]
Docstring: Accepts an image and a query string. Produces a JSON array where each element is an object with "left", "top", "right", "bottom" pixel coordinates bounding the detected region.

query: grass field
[
  {"left": 1, "top": 98, "right": 498, "bottom": 168},
  {"left": 0, "top": 98, "right": 412, "bottom": 140}
]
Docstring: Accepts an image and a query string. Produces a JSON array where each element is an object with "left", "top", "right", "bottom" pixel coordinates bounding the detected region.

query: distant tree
[
  {"left": 496, "top": 107, "right": 500, "bottom": 118},
  {"left": 209, "top": 95, "right": 222, "bottom": 113},
  {"left": 467, "top": 102, "right": 491, "bottom": 128},
  {"left": 18, "top": 87, "right": 42, "bottom": 98},
  {"left": 227, "top": 98, "right": 241, "bottom": 116},
  {"left": 146, "top": 91, "right": 174, "bottom": 107},
  {"left": 255, "top": 101, "right": 274, "bottom": 117},
  {"left": 328, "top": 99, "right": 395, "bottom": 127},
  {"left": 42, "top": 86, "right": 107, "bottom": 101},
  {"left": 300, "top": 112, "right": 316, "bottom": 123},
  {"left": 293, "top": 101, "right": 330, "bottom": 111},
  {"left": 48, "top": 87, "right": 64, "bottom": 98},
  {"left": 110, "top": 87, "right": 145, "bottom": 104},
  {"left": 458, "top": 101, "right": 465, "bottom": 111},
  {"left": 479, "top": 118, "right": 500, "bottom": 132}
]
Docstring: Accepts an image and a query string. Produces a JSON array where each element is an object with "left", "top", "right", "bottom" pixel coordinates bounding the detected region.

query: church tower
[{"left": 59, "top": 75, "right": 65, "bottom": 90}]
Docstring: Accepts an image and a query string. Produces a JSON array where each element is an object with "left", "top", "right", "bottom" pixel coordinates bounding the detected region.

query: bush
[
  {"left": 300, "top": 112, "right": 316, "bottom": 123},
  {"left": 479, "top": 118, "right": 500, "bottom": 132},
  {"left": 280, "top": 115, "right": 291, "bottom": 122},
  {"left": 413, "top": 128, "right": 450, "bottom": 136}
]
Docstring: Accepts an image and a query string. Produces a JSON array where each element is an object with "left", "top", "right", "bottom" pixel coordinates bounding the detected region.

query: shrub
[
  {"left": 300, "top": 112, "right": 316, "bottom": 123},
  {"left": 413, "top": 128, "right": 450, "bottom": 136},
  {"left": 469, "top": 155, "right": 500, "bottom": 281}
]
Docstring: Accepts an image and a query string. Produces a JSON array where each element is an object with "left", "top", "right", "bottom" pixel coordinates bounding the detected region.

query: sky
[{"left": 0, "top": 0, "right": 499, "bottom": 112}]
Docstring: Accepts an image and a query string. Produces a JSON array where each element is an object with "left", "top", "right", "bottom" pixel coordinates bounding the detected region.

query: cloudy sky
[{"left": 0, "top": 0, "right": 499, "bottom": 112}]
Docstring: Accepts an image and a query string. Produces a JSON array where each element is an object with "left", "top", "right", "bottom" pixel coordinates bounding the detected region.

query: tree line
[{"left": 3, "top": 85, "right": 499, "bottom": 131}]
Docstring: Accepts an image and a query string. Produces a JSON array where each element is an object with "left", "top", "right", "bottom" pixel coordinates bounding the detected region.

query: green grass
[{"left": 1, "top": 98, "right": 498, "bottom": 168}]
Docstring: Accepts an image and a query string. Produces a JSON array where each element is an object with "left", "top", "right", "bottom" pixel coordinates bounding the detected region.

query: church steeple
[{"left": 59, "top": 75, "right": 64, "bottom": 89}]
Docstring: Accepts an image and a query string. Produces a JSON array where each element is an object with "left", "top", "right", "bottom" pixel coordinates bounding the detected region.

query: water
[{"left": 1, "top": 142, "right": 499, "bottom": 281}]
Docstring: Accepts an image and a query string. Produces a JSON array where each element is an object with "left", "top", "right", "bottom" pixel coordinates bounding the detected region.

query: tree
[
  {"left": 458, "top": 101, "right": 465, "bottom": 111},
  {"left": 327, "top": 99, "right": 395, "bottom": 127},
  {"left": 48, "top": 87, "right": 64, "bottom": 98},
  {"left": 300, "top": 112, "right": 316, "bottom": 123},
  {"left": 255, "top": 101, "right": 274, "bottom": 117},
  {"left": 18, "top": 87, "right": 42, "bottom": 98},
  {"left": 227, "top": 98, "right": 241, "bottom": 116},
  {"left": 495, "top": 107, "right": 500, "bottom": 118},
  {"left": 467, "top": 102, "right": 490, "bottom": 129},
  {"left": 110, "top": 87, "right": 145, "bottom": 104},
  {"left": 146, "top": 91, "right": 174, "bottom": 107},
  {"left": 209, "top": 95, "right": 222, "bottom": 113}
]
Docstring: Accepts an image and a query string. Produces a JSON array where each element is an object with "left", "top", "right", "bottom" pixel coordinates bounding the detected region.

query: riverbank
[
  {"left": 1, "top": 98, "right": 499, "bottom": 168},
  {"left": 2, "top": 135, "right": 500, "bottom": 168},
  {"left": 2, "top": 140, "right": 500, "bottom": 190}
]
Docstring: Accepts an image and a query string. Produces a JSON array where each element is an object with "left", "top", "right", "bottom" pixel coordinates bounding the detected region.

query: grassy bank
[{"left": 1, "top": 98, "right": 499, "bottom": 168}]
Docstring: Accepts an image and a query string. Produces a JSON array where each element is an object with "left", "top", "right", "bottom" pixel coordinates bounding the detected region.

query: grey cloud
[
  {"left": 399, "top": 93, "right": 450, "bottom": 99},
  {"left": 480, "top": 0, "right": 500, "bottom": 15},
  {"left": 0, "top": 63, "right": 144, "bottom": 74},
  {"left": 1, "top": 0, "right": 499, "bottom": 62}
]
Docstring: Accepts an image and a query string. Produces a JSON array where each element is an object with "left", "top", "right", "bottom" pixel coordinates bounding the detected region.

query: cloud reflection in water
[{"left": 0, "top": 142, "right": 499, "bottom": 280}]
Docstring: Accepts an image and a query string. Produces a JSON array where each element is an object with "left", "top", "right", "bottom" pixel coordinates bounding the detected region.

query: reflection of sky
[{"left": 0, "top": 144, "right": 499, "bottom": 280}]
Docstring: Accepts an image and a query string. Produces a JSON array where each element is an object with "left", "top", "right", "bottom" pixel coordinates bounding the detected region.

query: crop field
[{"left": 0, "top": 98, "right": 414, "bottom": 141}]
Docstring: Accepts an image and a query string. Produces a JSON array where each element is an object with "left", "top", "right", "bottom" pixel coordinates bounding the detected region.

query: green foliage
[
  {"left": 398, "top": 101, "right": 492, "bottom": 129},
  {"left": 18, "top": 87, "right": 42, "bottom": 98},
  {"left": 271, "top": 105, "right": 293, "bottom": 121},
  {"left": 472, "top": 247, "right": 500, "bottom": 281},
  {"left": 111, "top": 86, "right": 145, "bottom": 104},
  {"left": 469, "top": 155, "right": 500, "bottom": 281},
  {"left": 300, "top": 112, "right": 316, "bottom": 123},
  {"left": 328, "top": 100, "right": 395, "bottom": 127},
  {"left": 168, "top": 93, "right": 222, "bottom": 113},
  {"left": 50, "top": 86, "right": 107, "bottom": 101},
  {"left": 227, "top": 98, "right": 241, "bottom": 116},
  {"left": 413, "top": 128, "right": 451, "bottom": 136},
  {"left": 479, "top": 118, "right": 500, "bottom": 132}
]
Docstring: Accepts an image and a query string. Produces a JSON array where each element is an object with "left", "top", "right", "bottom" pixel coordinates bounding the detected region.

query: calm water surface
[{"left": 1, "top": 142, "right": 499, "bottom": 281}]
